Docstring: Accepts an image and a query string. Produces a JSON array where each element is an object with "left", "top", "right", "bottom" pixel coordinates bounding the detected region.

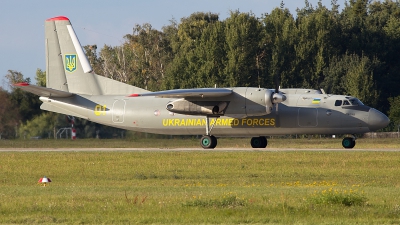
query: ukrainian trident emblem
[{"left": 65, "top": 54, "right": 77, "bottom": 73}]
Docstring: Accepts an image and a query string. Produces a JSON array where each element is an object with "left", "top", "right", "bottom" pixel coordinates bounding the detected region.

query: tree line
[{"left": 1, "top": 0, "right": 400, "bottom": 138}]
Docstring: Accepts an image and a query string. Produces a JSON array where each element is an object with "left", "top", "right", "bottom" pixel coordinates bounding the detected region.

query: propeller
[{"left": 271, "top": 70, "right": 286, "bottom": 127}]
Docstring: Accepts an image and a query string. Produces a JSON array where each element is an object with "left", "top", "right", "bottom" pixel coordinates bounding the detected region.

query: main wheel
[
  {"left": 260, "top": 136, "right": 267, "bottom": 148},
  {"left": 342, "top": 137, "right": 356, "bottom": 149},
  {"left": 251, "top": 136, "right": 267, "bottom": 148},
  {"left": 210, "top": 135, "right": 217, "bottom": 148},
  {"left": 200, "top": 135, "right": 217, "bottom": 149}
]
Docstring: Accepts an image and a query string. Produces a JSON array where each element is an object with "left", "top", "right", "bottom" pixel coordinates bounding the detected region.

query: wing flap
[
  {"left": 128, "top": 88, "right": 232, "bottom": 98},
  {"left": 14, "top": 83, "right": 73, "bottom": 98}
]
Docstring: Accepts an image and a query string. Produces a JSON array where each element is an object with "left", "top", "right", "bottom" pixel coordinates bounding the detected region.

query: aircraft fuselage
[{"left": 39, "top": 87, "right": 386, "bottom": 137}]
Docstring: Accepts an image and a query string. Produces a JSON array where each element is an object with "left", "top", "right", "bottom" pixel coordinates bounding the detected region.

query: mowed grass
[{"left": 1, "top": 144, "right": 400, "bottom": 224}]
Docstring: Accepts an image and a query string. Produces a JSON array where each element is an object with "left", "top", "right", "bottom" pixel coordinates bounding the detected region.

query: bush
[
  {"left": 308, "top": 188, "right": 368, "bottom": 207},
  {"left": 183, "top": 192, "right": 247, "bottom": 208}
]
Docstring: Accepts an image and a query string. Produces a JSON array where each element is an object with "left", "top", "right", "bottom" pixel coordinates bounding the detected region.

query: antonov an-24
[{"left": 15, "top": 16, "right": 390, "bottom": 149}]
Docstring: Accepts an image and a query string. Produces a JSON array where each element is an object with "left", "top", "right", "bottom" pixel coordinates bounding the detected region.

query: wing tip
[{"left": 127, "top": 94, "right": 140, "bottom": 97}]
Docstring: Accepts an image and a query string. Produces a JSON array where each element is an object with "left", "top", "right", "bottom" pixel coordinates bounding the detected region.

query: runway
[{"left": 0, "top": 147, "right": 399, "bottom": 152}]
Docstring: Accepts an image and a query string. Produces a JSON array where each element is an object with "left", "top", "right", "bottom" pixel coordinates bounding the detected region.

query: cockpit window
[
  {"left": 335, "top": 98, "right": 364, "bottom": 106},
  {"left": 343, "top": 100, "right": 350, "bottom": 105},
  {"left": 349, "top": 98, "right": 364, "bottom": 106}
]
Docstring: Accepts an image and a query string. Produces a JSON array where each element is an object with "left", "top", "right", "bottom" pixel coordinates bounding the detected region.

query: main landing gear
[
  {"left": 250, "top": 136, "right": 268, "bottom": 148},
  {"left": 200, "top": 116, "right": 218, "bottom": 149},
  {"left": 342, "top": 135, "right": 356, "bottom": 149},
  {"left": 200, "top": 135, "right": 217, "bottom": 148},
  {"left": 199, "top": 116, "right": 269, "bottom": 149}
]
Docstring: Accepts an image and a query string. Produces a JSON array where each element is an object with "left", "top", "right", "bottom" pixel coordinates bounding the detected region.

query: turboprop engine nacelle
[
  {"left": 166, "top": 99, "right": 229, "bottom": 115},
  {"left": 244, "top": 88, "right": 275, "bottom": 116}
]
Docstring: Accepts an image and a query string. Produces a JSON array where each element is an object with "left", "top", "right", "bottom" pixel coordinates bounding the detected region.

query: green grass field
[{"left": 0, "top": 138, "right": 400, "bottom": 224}]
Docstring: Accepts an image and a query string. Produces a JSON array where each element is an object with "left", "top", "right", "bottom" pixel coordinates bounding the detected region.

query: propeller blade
[
  {"left": 275, "top": 104, "right": 280, "bottom": 127},
  {"left": 272, "top": 69, "right": 283, "bottom": 128},
  {"left": 274, "top": 70, "right": 280, "bottom": 94}
]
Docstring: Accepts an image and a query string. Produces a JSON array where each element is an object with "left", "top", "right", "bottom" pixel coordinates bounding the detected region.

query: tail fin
[{"left": 45, "top": 16, "right": 148, "bottom": 95}]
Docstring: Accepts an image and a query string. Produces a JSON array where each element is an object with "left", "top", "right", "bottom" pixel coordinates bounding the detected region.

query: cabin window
[
  {"left": 335, "top": 100, "right": 342, "bottom": 106},
  {"left": 343, "top": 100, "right": 351, "bottom": 105}
]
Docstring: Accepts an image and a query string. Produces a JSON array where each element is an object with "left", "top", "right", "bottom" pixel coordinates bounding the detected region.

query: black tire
[
  {"left": 210, "top": 135, "right": 217, "bottom": 148},
  {"left": 260, "top": 136, "right": 268, "bottom": 148},
  {"left": 251, "top": 137, "right": 265, "bottom": 148},
  {"left": 342, "top": 137, "right": 356, "bottom": 149},
  {"left": 350, "top": 139, "right": 356, "bottom": 148},
  {"left": 200, "top": 135, "right": 217, "bottom": 149}
]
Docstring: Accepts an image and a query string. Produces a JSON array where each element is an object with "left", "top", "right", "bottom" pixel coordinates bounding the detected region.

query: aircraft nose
[{"left": 368, "top": 108, "right": 390, "bottom": 131}]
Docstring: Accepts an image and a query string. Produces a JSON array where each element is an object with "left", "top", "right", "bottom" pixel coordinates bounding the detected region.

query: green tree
[
  {"left": 164, "top": 12, "right": 224, "bottom": 89},
  {"left": 83, "top": 44, "right": 103, "bottom": 75},
  {"left": 224, "top": 11, "right": 262, "bottom": 87},
  {"left": 0, "top": 88, "right": 20, "bottom": 139},
  {"left": 193, "top": 19, "right": 226, "bottom": 87},
  {"left": 124, "top": 23, "right": 172, "bottom": 90},
  {"left": 98, "top": 45, "right": 130, "bottom": 83},
  {"left": 388, "top": 96, "right": 400, "bottom": 130},
  {"left": 294, "top": 2, "right": 341, "bottom": 88},
  {"left": 35, "top": 68, "right": 46, "bottom": 87},
  {"left": 261, "top": 7, "right": 296, "bottom": 88},
  {"left": 99, "top": 22, "right": 172, "bottom": 92},
  {"left": 341, "top": 55, "right": 379, "bottom": 107},
  {"left": 18, "top": 112, "right": 61, "bottom": 139},
  {"left": 322, "top": 54, "right": 379, "bottom": 107},
  {"left": 5, "top": 70, "right": 42, "bottom": 122}
]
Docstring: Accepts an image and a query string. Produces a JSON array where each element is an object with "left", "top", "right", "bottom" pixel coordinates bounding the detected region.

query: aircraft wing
[
  {"left": 128, "top": 88, "right": 233, "bottom": 98},
  {"left": 14, "top": 83, "right": 73, "bottom": 98}
]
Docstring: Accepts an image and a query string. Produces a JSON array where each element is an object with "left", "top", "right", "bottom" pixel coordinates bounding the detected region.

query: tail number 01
[{"left": 94, "top": 105, "right": 106, "bottom": 116}]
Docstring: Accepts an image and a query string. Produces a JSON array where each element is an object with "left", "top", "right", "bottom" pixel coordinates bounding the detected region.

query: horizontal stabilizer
[
  {"left": 14, "top": 83, "right": 73, "bottom": 97},
  {"left": 128, "top": 88, "right": 233, "bottom": 98}
]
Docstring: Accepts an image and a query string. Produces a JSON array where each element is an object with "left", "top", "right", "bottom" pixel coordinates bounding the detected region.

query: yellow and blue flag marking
[{"left": 312, "top": 98, "right": 321, "bottom": 104}]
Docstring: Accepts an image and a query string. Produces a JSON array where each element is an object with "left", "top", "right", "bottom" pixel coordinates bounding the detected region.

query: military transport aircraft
[{"left": 15, "top": 16, "right": 390, "bottom": 149}]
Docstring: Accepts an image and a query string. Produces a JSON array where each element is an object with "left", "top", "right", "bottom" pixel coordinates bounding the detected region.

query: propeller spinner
[{"left": 272, "top": 91, "right": 286, "bottom": 104}]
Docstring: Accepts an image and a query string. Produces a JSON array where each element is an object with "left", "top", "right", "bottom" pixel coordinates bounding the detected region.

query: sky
[{"left": 0, "top": 0, "right": 345, "bottom": 89}]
